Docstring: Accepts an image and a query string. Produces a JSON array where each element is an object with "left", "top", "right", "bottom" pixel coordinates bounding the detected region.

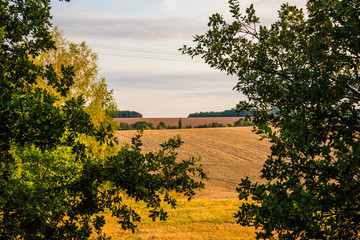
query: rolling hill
[{"left": 116, "top": 127, "right": 271, "bottom": 199}]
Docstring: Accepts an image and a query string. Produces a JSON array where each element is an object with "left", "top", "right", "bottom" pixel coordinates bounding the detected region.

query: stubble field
[
  {"left": 116, "top": 127, "right": 271, "bottom": 199},
  {"left": 95, "top": 127, "right": 271, "bottom": 239}
]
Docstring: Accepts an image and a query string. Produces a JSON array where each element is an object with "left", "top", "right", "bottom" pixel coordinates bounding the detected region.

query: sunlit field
[
  {"left": 92, "top": 127, "right": 270, "bottom": 239},
  {"left": 93, "top": 198, "right": 256, "bottom": 240},
  {"left": 116, "top": 127, "right": 271, "bottom": 199}
]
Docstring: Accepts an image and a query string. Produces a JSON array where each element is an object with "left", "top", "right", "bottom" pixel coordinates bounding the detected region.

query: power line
[
  {"left": 89, "top": 43, "right": 203, "bottom": 63},
  {"left": 96, "top": 50, "right": 201, "bottom": 63},
  {"left": 91, "top": 43, "right": 180, "bottom": 55},
  {"left": 57, "top": 23, "right": 179, "bottom": 40},
  {"left": 54, "top": 24, "right": 203, "bottom": 63}
]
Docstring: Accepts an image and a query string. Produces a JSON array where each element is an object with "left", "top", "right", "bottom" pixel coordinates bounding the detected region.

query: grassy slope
[{"left": 96, "top": 127, "right": 270, "bottom": 239}]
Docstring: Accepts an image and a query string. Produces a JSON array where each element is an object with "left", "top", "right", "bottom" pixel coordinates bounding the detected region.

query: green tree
[
  {"left": 211, "top": 122, "right": 219, "bottom": 128},
  {"left": 234, "top": 118, "right": 254, "bottom": 127},
  {"left": 119, "top": 122, "right": 133, "bottom": 130},
  {"left": 38, "top": 27, "right": 118, "bottom": 158},
  {"left": 188, "top": 108, "right": 249, "bottom": 117},
  {"left": 112, "top": 110, "right": 143, "bottom": 118},
  {"left": 178, "top": 118, "right": 183, "bottom": 129},
  {"left": 157, "top": 121, "right": 167, "bottom": 129},
  {"left": 131, "top": 121, "right": 154, "bottom": 130},
  {"left": 182, "top": 0, "right": 360, "bottom": 239},
  {"left": 0, "top": 1, "right": 206, "bottom": 239}
]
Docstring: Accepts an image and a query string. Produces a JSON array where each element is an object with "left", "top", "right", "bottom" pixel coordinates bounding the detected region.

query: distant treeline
[
  {"left": 188, "top": 108, "right": 250, "bottom": 118},
  {"left": 118, "top": 118, "right": 254, "bottom": 131},
  {"left": 112, "top": 110, "right": 143, "bottom": 118}
]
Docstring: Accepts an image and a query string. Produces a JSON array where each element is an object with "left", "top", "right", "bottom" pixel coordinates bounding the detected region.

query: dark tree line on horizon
[
  {"left": 112, "top": 110, "right": 143, "bottom": 118},
  {"left": 188, "top": 108, "right": 250, "bottom": 118}
]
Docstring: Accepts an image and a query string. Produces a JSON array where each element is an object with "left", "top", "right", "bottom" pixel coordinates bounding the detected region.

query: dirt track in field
[{"left": 116, "top": 127, "right": 271, "bottom": 199}]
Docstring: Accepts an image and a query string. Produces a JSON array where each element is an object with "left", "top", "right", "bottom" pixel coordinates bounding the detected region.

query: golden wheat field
[
  {"left": 95, "top": 127, "right": 271, "bottom": 239},
  {"left": 116, "top": 127, "right": 271, "bottom": 199}
]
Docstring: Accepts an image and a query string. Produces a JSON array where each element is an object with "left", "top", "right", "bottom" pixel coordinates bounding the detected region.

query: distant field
[
  {"left": 116, "top": 127, "right": 271, "bottom": 199},
  {"left": 113, "top": 117, "right": 243, "bottom": 128}
]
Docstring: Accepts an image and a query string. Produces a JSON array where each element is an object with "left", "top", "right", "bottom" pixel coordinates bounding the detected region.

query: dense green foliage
[
  {"left": 182, "top": 0, "right": 360, "bottom": 239},
  {"left": 178, "top": 118, "right": 183, "bottom": 129},
  {"left": 156, "top": 121, "right": 167, "bottom": 129},
  {"left": 188, "top": 108, "right": 249, "bottom": 117},
  {"left": 112, "top": 110, "right": 143, "bottom": 118},
  {"left": 234, "top": 119, "right": 254, "bottom": 127},
  {"left": 0, "top": 1, "right": 206, "bottom": 239},
  {"left": 118, "top": 122, "right": 133, "bottom": 130},
  {"left": 38, "top": 27, "right": 119, "bottom": 158},
  {"left": 193, "top": 123, "right": 216, "bottom": 129},
  {"left": 191, "top": 120, "right": 251, "bottom": 128},
  {"left": 131, "top": 121, "right": 155, "bottom": 130}
]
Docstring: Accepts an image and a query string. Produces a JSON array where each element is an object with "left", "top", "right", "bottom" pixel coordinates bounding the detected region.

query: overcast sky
[{"left": 50, "top": 0, "right": 307, "bottom": 117}]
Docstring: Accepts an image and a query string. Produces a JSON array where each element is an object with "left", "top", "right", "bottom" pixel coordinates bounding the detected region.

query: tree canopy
[
  {"left": 188, "top": 108, "right": 249, "bottom": 117},
  {"left": 182, "top": 0, "right": 360, "bottom": 239},
  {"left": 112, "top": 110, "right": 143, "bottom": 118},
  {"left": 38, "top": 27, "right": 119, "bottom": 158},
  {"left": 0, "top": 0, "right": 206, "bottom": 239}
]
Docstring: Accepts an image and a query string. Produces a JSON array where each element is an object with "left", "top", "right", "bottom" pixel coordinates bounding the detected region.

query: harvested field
[
  {"left": 116, "top": 127, "right": 271, "bottom": 199},
  {"left": 93, "top": 198, "right": 256, "bottom": 240},
  {"left": 113, "top": 117, "right": 243, "bottom": 128}
]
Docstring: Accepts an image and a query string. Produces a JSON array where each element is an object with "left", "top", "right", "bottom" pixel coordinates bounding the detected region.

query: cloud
[
  {"left": 51, "top": 12, "right": 204, "bottom": 41},
  {"left": 103, "top": 71, "right": 237, "bottom": 90},
  {"left": 49, "top": 0, "right": 307, "bottom": 117},
  {"left": 51, "top": 0, "right": 307, "bottom": 42},
  {"left": 161, "top": 0, "right": 178, "bottom": 12}
]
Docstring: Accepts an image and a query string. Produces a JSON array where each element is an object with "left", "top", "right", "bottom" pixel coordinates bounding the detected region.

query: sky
[{"left": 50, "top": 0, "right": 307, "bottom": 117}]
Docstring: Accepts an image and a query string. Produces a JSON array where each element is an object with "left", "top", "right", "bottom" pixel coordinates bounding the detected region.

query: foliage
[
  {"left": 131, "top": 121, "right": 155, "bottom": 130},
  {"left": 234, "top": 119, "right": 254, "bottom": 127},
  {"left": 112, "top": 111, "right": 143, "bottom": 118},
  {"left": 193, "top": 122, "right": 219, "bottom": 129},
  {"left": 38, "top": 27, "right": 118, "bottom": 125},
  {"left": 181, "top": 0, "right": 360, "bottom": 239},
  {"left": 119, "top": 122, "right": 133, "bottom": 130},
  {"left": 188, "top": 108, "right": 249, "bottom": 117},
  {"left": 194, "top": 124, "right": 210, "bottom": 129},
  {"left": 211, "top": 122, "right": 219, "bottom": 128},
  {"left": 157, "top": 121, "right": 167, "bottom": 129},
  {"left": 38, "top": 27, "right": 118, "bottom": 158},
  {"left": 0, "top": 0, "right": 206, "bottom": 239},
  {"left": 178, "top": 118, "right": 183, "bottom": 129}
]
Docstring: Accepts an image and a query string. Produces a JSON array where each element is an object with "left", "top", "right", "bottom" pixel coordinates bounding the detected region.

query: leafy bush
[
  {"left": 119, "top": 122, "right": 132, "bottom": 130},
  {"left": 157, "top": 121, "right": 167, "bottom": 129},
  {"left": 131, "top": 121, "right": 155, "bottom": 130}
]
